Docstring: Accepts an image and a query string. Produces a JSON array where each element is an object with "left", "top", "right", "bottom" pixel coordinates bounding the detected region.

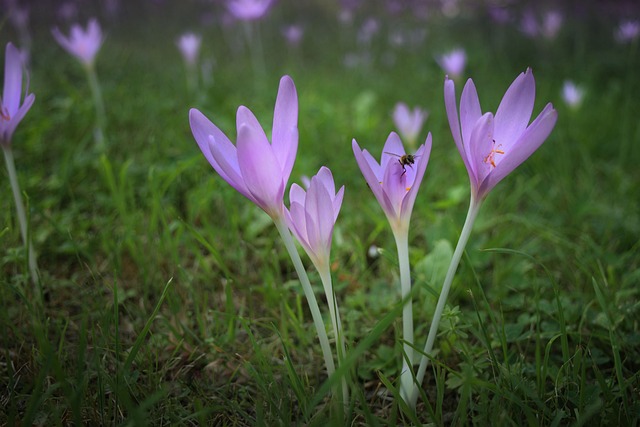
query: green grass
[{"left": 1, "top": 1, "right": 639, "bottom": 425}]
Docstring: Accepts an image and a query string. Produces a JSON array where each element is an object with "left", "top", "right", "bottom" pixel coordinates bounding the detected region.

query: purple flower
[
  {"left": 392, "top": 102, "right": 428, "bottom": 146},
  {"left": 176, "top": 32, "right": 202, "bottom": 66},
  {"left": 436, "top": 48, "right": 466, "bottom": 80},
  {"left": 52, "top": 18, "right": 104, "bottom": 67},
  {"left": 282, "top": 24, "right": 304, "bottom": 47},
  {"left": 1, "top": 42, "right": 35, "bottom": 147},
  {"left": 285, "top": 167, "right": 344, "bottom": 269},
  {"left": 615, "top": 20, "right": 640, "bottom": 43},
  {"left": 444, "top": 69, "right": 558, "bottom": 201},
  {"left": 189, "top": 75, "right": 298, "bottom": 219},
  {"left": 352, "top": 132, "right": 432, "bottom": 234},
  {"left": 561, "top": 80, "right": 584, "bottom": 109},
  {"left": 541, "top": 10, "right": 563, "bottom": 40},
  {"left": 226, "top": 0, "right": 274, "bottom": 21}
]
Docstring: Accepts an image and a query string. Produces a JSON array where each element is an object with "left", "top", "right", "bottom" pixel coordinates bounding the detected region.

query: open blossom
[
  {"left": 52, "top": 18, "right": 104, "bottom": 67},
  {"left": 352, "top": 132, "right": 432, "bottom": 234},
  {"left": 189, "top": 75, "right": 298, "bottom": 219},
  {"left": 176, "top": 32, "right": 201, "bottom": 66},
  {"left": 285, "top": 167, "right": 344, "bottom": 269},
  {"left": 392, "top": 102, "right": 427, "bottom": 146},
  {"left": 1, "top": 42, "right": 35, "bottom": 146},
  {"left": 444, "top": 69, "right": 558, "bottom": 201},
  {"left": 226, "top": 0, "right": 274, "bottom": 21},
  {"left": 436, "top": 48, "right": 466, "bottom": 80},
  {"left": 561, "top": 80, "right": 584, "bottom": 108}
]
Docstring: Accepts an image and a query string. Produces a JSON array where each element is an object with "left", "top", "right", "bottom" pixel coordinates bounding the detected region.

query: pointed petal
[
  {"left": 459, "top": 78, "right": 482, "bottom": 170},
  {"left": 353, "top": 139, "right": 393, "bottom": 215},
  {"left": 362, "top": 148, "right": 383, "bottom": 182},
  {"left": 480, "top": 103, "right": 557, "bottom": 197},
  {"left": 3, "top": 43, "right": 23, "bottom": 115},
  {"left": 381, "top": 132, "right": 405, "bottom": 169},
  {"left": 493, "top": 69, "right": 535, "bottom": 149},
  {"left": 469, "top": 112, "right": 496, "bottom": 189},
  {"left": 3, "top": 93, "right": 34, "bottom": 141},
  {"left": 236, "top": 122, "right": 284, "bottom": 215},
  {"left": 315, "top": 166, "right": 335, "bottom": 196},
  {"left": 333, "top": 185, "right": 345, "bottom": 223},
  {"left": 272, "top": 75, "right": 298, "bottom": 180},
  {"left": 289, "top": 182, "right": 306, "bottom": 206},
  {"left": 401, "top": 134, "right": 432, "bottom": 222},
  {"left": 381, "top": 158, "right": 405, "bottom": 219},
  {"left": 444, "top": 77, "right": 475, "bottom": 183},
  {"left": 189, "top": 109, "right": 241, "bottom": 185}
]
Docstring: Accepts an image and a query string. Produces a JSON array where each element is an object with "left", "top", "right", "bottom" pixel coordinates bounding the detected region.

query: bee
[{"left": 385, "top": 152, "right": 419, "bottom": 176}]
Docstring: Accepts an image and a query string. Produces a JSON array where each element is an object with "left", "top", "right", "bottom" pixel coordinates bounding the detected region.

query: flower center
[{"left": 483, "top": 140, "right": 505, "bottom": 169}]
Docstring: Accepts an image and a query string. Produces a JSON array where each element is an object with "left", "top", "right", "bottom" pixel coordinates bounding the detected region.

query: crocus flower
[
  {"left": 189, "top": 75, "right": 298, "bottom": 219},
  {"left": 176, "top": 32, "right": 202, "bottom": 67},
  {"left": 392, "top": 102, "right": 427, "bottom": 147},
  {"left": 352, "top": 132, "right": 431, "bottom": 235},
  {"left": 1, "top": 42, "right": 35, "bottom": 146},
  {"left": 541, "top": 10, "right": 563, "bottom": 40},
  {"left": 561, "top": 80, "right": 584, "bottom": 109},
  {"left": 282, "top": 24, "right": 304, "bottom": 47},
  {"left": 615, "top": 20, "right": 640, "bottom": 43},
  {"left": 226, "top": 0, "right": 274, "bottom": 21},
  {"left": 285, "top": 166, "right": 344, "bottom": 270},
  {"left": 436, "top": 48, "right": 466, "bottom": 80},
  {"left": 444, "top": 68, "right": 558, "bottom": 201},
  {"left": 52, "top": 18, "right": 104, "bottom": 68}
]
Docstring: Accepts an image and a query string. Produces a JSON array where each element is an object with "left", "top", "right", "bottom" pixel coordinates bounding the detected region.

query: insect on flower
[{"left": 385, "top": 152, "right": 420, "bottom": 175}]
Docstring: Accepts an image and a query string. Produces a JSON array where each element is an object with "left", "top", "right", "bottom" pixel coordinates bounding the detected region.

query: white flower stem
[
  {"left": 393, "top": 229, "right": 414, "bottom": 403},
  {"left": 85, "top": 64, "right": 106, "bottom": 148},
  {"left": 273, "top": 218, "right": 337, "bottom": 387},
  {"left": 2, "top": 145, "right": 40, "bottom": 289},
  {"left": 318, "top": 263, "right": 349, "bottom": 407},
  {"left": 409, "top": 196, "right": 481, "bottom": 409}
]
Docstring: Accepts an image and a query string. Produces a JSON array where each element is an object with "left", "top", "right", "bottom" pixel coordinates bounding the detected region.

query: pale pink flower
[
  {"left": 444, "top": 69, "right": 558, "bottom": 200},
  {"left": 52, "top": 18, "right": 104, "bottom": 67},
  {"left": 176, "top": 32, "right": 202, "bottom": 66},
  {"left": 436, "top": 48, "right": 466, "bottom": 80}
]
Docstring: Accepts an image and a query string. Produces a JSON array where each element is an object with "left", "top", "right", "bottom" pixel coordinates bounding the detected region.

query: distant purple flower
[
  {"left": 226, "top": 0, "right": 274, "bottom": 21},
  {"left": 357, "top": 18, "right": 380, "bottom": 45},
  {"left": 352, "top": 132, "right": 432, "bottom": 234},
  {"left": 541, "top": 10, "right": 563, "bottom": 40},
  {"left": 189, "top": 75, "right": 298, "bottom": 219},
  {"left": 488, "top": 6, "right": 512, "bottom": 24},
  {"left": 52, "top": 18, "right": 104, "bottom": 68},
  {"left": 1, "top": 42, "right": 35, "bottom": 147},
  {"left": 282, "top": 24, "right": 304, "bottom": 47},
  {"left": 520, "top": 10, "right": 539, "bottom": 38},
  {"left": 393, "top": 102, "right": 427, "bottom": 146},
  {"left": 436, "top": 48, "right": 466, "bottom": 80},
  {"left": 444, "top": 69, "right": 558, "bottom": 201},
  {"left": 561, "top": 80, "right": 584, "bottom": 109},
  {"left": 285, "top": 166, "right": 344, "bottom": 269},
  {"left": 615, "top": 20, "right": 640, "bottom": 43},
  {"left": 176, "top": 32, "right": 202, "bottom": 66}
]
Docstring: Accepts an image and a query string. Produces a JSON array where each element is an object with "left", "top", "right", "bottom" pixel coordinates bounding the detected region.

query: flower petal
[
  {"left": 236, "top": 122, "right": 284, "bottom": 215},
  {"left": 272, "top": 75, "right": 298, "bottom": 181},
  {"left": 459, "top": 78, "right": 482, "bottom": 172},
  {"left": 444, "top": 77, "right": 475, "bottom": 184},
  {"left": 380, "top": 132, "right": 405, "bottom": 169},
  {"left": 189, "top": 109, "right": 243, "bottom": 186},
  {"left": 469, "top": 112, "right": 495, "bottom": 190},
  {"left": 480, "top": 103, "right": 557, "bottom": 196},
  {"left": 493, "top": 69, "right": 535, "bottom": 150},
  {"left": 353, "top": 139, "right": 393, "bottom": 215},
  {"left": 3, "top": 43, "right": 23, "bottom": 115},
  {"left": 401, "top": 133, "right": 432, "bottom": 223},
  {"left": 289, "top": 182, "right": 307, "bottom": 206}
]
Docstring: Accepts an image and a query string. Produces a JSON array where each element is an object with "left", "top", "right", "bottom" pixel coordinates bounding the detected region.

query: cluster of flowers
[
  {"left": 1, "top": 3, "right": 560, "bottom": 411},
  {"left": 189, "top": 70, "right": 557, "bottom": 407}
]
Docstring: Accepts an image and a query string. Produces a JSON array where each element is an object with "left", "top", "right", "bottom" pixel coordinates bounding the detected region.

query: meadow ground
[{"left": 1, "top": 1, "right": 639, "bottom": 425}]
